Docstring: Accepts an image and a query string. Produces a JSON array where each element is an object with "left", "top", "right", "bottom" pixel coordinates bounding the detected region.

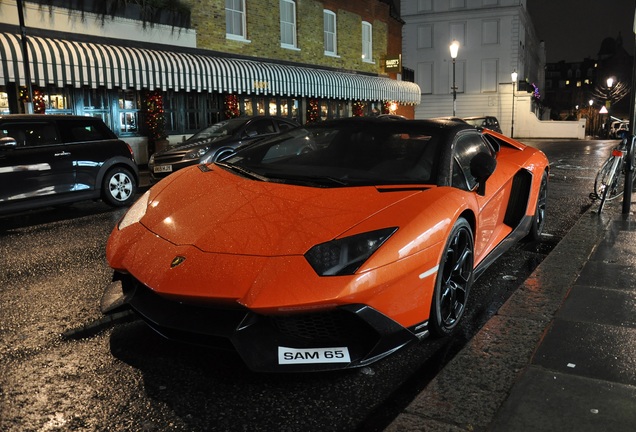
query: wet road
[{"left": 0, "top": 139, "right": 619, "bottom": 431}]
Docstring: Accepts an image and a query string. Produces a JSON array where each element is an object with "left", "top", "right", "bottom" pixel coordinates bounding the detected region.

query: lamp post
[
  {"left": 589, "top": 99, "right": 594, "bottom": 136},
  {"left": 449, "top": 40, "right": 459, "bottom": 116},
  {"left": 510, "top": 70, "right": 517, "bottom": 138},
  {"left": 605, "top": 77, "right": 614, "bottom": 138}
]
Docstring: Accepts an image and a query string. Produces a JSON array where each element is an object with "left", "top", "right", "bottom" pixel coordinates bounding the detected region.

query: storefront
[{"left": 0, "top": 32, "right": 421, "bottom": 163}]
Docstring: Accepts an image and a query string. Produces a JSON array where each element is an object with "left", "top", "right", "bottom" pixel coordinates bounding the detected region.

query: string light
[{"left": 224, "top": 94, "right": 240, "bottom": 118}]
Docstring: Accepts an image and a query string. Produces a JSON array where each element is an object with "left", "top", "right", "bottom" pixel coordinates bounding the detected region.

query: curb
[{"left": 385, "top": 205, "right": 617, "bottom": 431}]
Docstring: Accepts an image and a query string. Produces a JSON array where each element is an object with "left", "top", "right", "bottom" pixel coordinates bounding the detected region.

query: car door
[
  {"left": 450, "top": 132, "right": 508, "bottom": 263},
  {"left": 0, "top": 120, "right": 74, "bottom": 203}
]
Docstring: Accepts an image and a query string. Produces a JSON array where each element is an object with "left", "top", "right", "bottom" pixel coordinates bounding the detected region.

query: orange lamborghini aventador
[{"left": 101, "top": 117, "right": 549, "bottom": 372}]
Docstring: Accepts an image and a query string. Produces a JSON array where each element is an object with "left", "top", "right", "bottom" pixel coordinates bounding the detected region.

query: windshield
[
  {"left": 190, "top": 120, "right": 242, "bottom": 141},
  {"left": 220, "top": 120, "right": 442, "bottom": 187}
]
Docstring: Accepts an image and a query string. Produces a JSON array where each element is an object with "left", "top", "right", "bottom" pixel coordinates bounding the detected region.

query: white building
[{"left": 401, "top": 0, "right": 549, "bottom": 136}]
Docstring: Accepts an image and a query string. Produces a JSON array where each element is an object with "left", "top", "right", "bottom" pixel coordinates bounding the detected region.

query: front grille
[
  {"left": 153, "top": 153, "right": 186, "bottom": 164},
  {"left": 269, "top": 309, "right": 376, "bottom": 344}
]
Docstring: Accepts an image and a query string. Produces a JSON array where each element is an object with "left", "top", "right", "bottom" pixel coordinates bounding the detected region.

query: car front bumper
[{"left": 101, "top": 272, "right": 420, "bottom": 372}]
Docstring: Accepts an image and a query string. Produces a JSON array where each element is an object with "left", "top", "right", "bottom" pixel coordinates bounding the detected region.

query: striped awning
[{"left": 0, "top": 32, "right": 421, "bottom": 105}]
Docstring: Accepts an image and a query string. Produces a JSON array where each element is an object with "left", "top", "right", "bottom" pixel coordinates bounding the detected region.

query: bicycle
[{"left": 591, "top": 135, "right": 636, "bottom": 213}]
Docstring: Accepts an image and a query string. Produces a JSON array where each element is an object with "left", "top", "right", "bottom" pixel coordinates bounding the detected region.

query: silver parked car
[{"left": 148, "top": 116, "right": 299, "bottom": 182}]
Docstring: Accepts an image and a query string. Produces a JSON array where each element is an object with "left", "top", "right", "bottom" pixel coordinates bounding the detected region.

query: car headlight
[
  {"left": 148, "top": 154, "right": 155, "bottom": 165},
  {"left": 185, "top": 146, "right": 210, "bottom": 160},
  {"left": 118, "top": 190, "right": 150, "bottom": 230},
  {"left": 304, "top": 227, "right": 398, "bottom": 276}
]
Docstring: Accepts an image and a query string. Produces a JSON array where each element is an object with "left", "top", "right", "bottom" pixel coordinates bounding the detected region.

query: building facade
[
  {"left": 0, "top": 0, "right": 420, "bottom": 162},
  {"left": 401, "top": 0, "right": 545, "bottom": 135}
]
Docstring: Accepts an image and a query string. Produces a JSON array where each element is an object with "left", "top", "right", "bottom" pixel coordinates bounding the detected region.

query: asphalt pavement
[{"left": 386, "top": 196, "right": 636, "bottom": 431}]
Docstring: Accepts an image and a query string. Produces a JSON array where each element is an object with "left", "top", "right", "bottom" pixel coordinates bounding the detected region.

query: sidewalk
[{"left": 386, "top": 199, "right": 636, "bottom": 431}]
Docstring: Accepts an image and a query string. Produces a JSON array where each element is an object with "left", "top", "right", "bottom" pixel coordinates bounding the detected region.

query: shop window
[
  {"left": 269, "top": 98, "right": 277, "bottom": 116},
  {"left": 118, "top": 90, "right": 140, "bottom": 134},
  {"left": 185, "top": 94, "right": 198, "bottom": 130},
  {"left": 0, "top": 91, "right": 9, "bottom": 114},
  {"left": 280, "top": 0, "right": 297, "bottom": 49},
  {"left": 226, "top": 0, "right": 247, "bottom": 41},
  {"left": 320, "top": 101, "right": 328, "bottom": 121},
  {"left": 362, "top": 21, "right": 373, "bottom": 63},
  {"left": 324, "top": 10, "right": 337, "bottom": 56},
  {"left": 33, "top": 87, "right": 73, "bottom": 114},
  {"left": 83, "top": 88, "right": 111, "bottom": 127},
  {"left": 243, "top": 97, "right": 254, "bottom": 116}
]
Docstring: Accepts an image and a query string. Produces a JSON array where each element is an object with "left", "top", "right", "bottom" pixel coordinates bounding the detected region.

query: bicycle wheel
[{"left": 595, "top": 156, "right": 624, "bottom": 201}]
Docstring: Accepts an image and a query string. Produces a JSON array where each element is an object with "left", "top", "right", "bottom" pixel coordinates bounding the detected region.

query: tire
[
  {"left": 528, "top": 171, "right": 548, "bottom": 241},
  {"left": 594, "top": 157, "right": 623, "bottom": 201},
  {"left": 102, "top": 166, "right": 136, "bottom": 207},
  {"left": 429, "top": 217, "right": 474, "bottom": 338}
]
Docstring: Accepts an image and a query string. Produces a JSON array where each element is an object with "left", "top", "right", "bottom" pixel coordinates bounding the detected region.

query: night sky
[{"left": 528, "top": 0, "right": 635, "bottom": 62}]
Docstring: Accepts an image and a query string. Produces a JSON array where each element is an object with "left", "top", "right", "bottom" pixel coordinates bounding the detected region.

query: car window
[
  {"left": 58, "top": 119, "right": 114, "bottom": 142},
  {"left": 243, "top": 119, "right": 276, "bottom": 137},
  {"left": 452, "top": 133, "right": 492, "bottom": 191},
  {"left": 0, "top": 122, "right": 59, "bottom": 147},
  {"left": 276, "top": 120, "right": 295, "bottom": 132}
]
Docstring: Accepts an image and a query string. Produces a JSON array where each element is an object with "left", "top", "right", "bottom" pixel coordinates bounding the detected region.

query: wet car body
[
  {"left": 148, "top": 116, "right": 299, "bottom": 182},
  {"left": 103, "top": 117, "right": 549, "bottom": 372}
]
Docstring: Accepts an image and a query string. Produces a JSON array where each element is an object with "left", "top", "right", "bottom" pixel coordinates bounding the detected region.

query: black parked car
[
  {"left": 148, "top": 116, "right": 299, "bottom": 182},
  {"left": 0, "top": 115, "right": 139, "bottom": 214},
  {"left": 463, "top": 116, "right": 502, "bottom": 134}
]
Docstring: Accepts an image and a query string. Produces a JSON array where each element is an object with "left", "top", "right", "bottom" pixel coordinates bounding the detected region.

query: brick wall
[{"left": 184, "top": 0, "right": 397, "bottom": 75}]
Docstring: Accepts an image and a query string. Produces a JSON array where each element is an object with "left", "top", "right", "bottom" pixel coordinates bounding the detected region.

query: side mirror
[
  {"left": 470, "top": 152, "right": 497, "bottom": 196},
  {"left": 0, "top": 136, "right": 18, "bottom": 150}
]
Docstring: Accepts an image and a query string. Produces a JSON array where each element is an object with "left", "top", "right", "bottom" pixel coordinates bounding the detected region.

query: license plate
[
  {"left": 153, "top": 165, "right": 172, "bottom": 173},
  {"left": 278, "top": 346, "right": 351, "bottom": 364}
]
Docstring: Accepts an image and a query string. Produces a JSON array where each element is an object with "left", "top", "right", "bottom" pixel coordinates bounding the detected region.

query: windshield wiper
[
  {"left": 261, "top": 173, "right": 350, "bottom": 187},
  {"left": 215, "top": 161, "right": 268, "bottom": 181}
]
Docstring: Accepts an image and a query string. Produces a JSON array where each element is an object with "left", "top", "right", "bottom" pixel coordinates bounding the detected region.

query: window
[
  {"left": 324, "top": 10, "right": 337, "bottom": 56},
  {"left": 417, "top": 62, "right": 433, "bottom": 94},
  {"left": 482, "top": 20, "right": 499, "bottom": 45},
  {"left": 118, "top": 90, "right": 140, "bottom": 134},
  {"left": 226, "top": 0, "right": 247, "bottom": 41},
  {"left": 417, "top": 0, "right": 432, "bottom": 11},
  {"left": 450, "top": 60, "right": 465, "bottom": 93},
  {"left": 450, "top": 22, "right": 465, "bottom": 46},
  {"left": 362, "top": 21, "right": 373, "bottom": 62},
  {"left": 82, "top": 88, "right": 110, "bottom": 126},
  {"left": 58, "top": 119, "right": 112, "bottom": 143},
  {"left": 417, "top": 25, "right": 433, "bottom": 49},
  {"left": 280, "top": 0, "right": 297, "bottom": 49},
  {"left": 481, "top": 59, "right": 498, "bottom": 93},
  {"left": 0, "top": 91, "right": 8, "bottom": 114},
  {"left": 2, "top": 122, "right": 59, "bottom": 147}
]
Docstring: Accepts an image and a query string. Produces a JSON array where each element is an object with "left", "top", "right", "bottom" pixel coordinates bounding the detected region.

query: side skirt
[{"left": 473, "top": 215, "right": 533, "bottom": 280}]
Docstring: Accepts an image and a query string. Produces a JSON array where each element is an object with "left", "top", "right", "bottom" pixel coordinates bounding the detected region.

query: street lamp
[
  {"left": 511, "top": 70, "right": 517, "bottom": 138},
  {"left": 589, "top": 99, "right": 594, "bottom": 136},
  {"left": 604, "top": 77, "right": 613, "bottom": 137},
  {"left": 449, "top": 40, "right": 459, "bottom": 116}
]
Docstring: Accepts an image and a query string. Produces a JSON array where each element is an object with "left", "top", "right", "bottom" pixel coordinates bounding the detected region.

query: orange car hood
[{"left": 141, "top": 166, "right": 423, "bottom": 256}]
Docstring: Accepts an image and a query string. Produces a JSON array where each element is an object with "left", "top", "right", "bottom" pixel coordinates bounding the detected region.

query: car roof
[{"left": 312, "top": 116, "right": 474, "bottom": 133}]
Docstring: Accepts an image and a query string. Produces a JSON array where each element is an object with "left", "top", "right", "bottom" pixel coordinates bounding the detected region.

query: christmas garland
[
  {"left": 144, "top": 90, "right": 166, "bottom": 141},
  {"left": 352, "top": 101, "right": 365, "bottom": 117},
  {"left": 19, "top": 88, "right": 45, "bottom": 113},
  {"left": 224, "top": 94, "right": 240, "bottom": 118},
  {"left": 306, "top": 99, "right": 320, "bottom": 123}
]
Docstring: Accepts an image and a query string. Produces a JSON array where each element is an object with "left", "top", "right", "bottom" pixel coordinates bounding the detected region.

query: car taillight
[{"left": 125, "top": 143, "right": 136, "bottom": 162}]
